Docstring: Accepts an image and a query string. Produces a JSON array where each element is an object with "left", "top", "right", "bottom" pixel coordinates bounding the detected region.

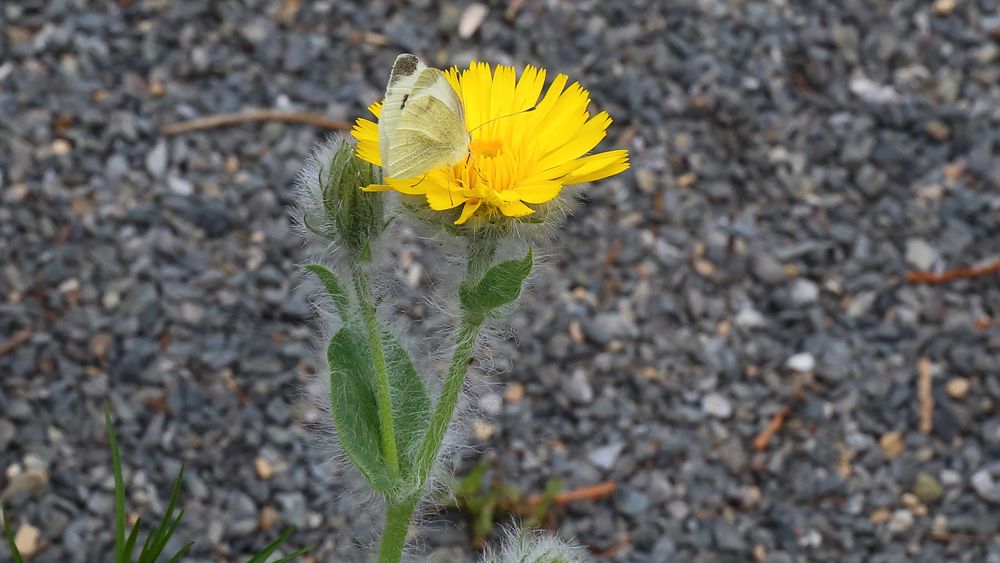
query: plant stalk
[
  {"left": 376, "top": 495, "right": 419, "bottom": 563},
  {"left": 376, "top": 237, "right": 497, "bottom": 562},
  {"left": 412, "top": 237, "right": 496, "bottom": 481}
]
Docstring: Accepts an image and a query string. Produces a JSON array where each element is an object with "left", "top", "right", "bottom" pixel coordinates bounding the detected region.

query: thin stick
[
  {"left": 0, "top": 328, "right": 31, "bottom": 357},
  {"left": 505, "top": 0, "right": 527, "bottom": 20},
  {"left": 917, "top": 358, "right": 934, "bottom": 434},
  {"left": 905, "top": 257, "right": 1000, "bottom": 284},
  {"left": 161, "top": 110, "right": 352, "bottom": 136},
  {"left": 753, "top": 406, "right": 790, "bottom": 451},
  {"left": 527, "top": 480, "right": 617, "bottom": 507}
]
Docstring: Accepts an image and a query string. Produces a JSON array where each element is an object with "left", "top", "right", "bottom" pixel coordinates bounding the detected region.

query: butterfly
[{"left": 378, "top": 54, "right": 471, "bottom": 180}]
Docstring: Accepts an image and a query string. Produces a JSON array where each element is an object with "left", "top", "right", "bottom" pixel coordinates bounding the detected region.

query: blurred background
[{"left": 2, "top": 0, "right": 999, "bottom": 561}]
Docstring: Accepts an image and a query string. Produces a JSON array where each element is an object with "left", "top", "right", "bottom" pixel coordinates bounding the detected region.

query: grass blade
[
  {"left": 245, "top": 527, "right": 297, "bottom": 563},
  {"left": 105, "top": 405, "right": 127, "bottom": 563},
  {"left": 164, "top": 540, "right": 194, "bottom": 563},
  {"left": 123, "top": 517, "right": 143, "bottom": 561},
  {"left": 137, "top": 465, "right": 185, "bottom": 563},
  {"left": 3, "top": 510, "right": 26, "bottom": 563},
  {"left": 269, "top": 544, "right": 314, "bottom": 563}
]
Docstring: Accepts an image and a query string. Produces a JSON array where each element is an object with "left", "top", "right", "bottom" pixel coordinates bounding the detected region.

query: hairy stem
[
  {"left": 377, "top": 238, "right": 497, "bottom": 562},
  {"left": 412, "top": 318, "right": 482, "bottom": 482},
  {"left": 352, "top": 265, "right": 400, "bottom": 476},
  {"left": 412, "top": 237, "right": 496, "bottom": 482},
  {"left": 377, "top": 495, "right": 418, "bottom": 563}
]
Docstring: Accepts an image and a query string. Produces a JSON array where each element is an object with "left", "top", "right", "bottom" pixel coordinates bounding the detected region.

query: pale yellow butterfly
[{"left": 378, "top": 54, "right": 471, "bottom": 179}]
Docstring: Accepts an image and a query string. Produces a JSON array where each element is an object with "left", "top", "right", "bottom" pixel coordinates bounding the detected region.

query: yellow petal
[
  {"left": 352, "top": 117, "right": 381, "bottom": 166},
  {"left": 512, "top": 182, "right": 562, "bottom": 204},
  {"left": 497, "top": 199, "right": 535, "bottom": 217},
  {"left": 454, "top": 200, "right": 482, "bottom": 224},
  {"left": 562, "top": 151, "right": 631, "bottom": 184},
  {"left": 362, "top": 183, "right": 393, "bottom": 192},
  {"left": 532, "top": 111, "right": 612, "bottom": 174},
  {"left": 426, "top": 188, "right": 468, "bottom": 211}
]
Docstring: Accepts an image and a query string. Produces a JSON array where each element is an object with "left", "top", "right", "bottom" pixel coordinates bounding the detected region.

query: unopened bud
[{"left": 298, "top": 135, "right": 385, "bottom": 260}]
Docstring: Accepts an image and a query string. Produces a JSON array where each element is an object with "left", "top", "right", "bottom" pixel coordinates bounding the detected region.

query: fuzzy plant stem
[
  {"left": 352, "top": 264, "right": 400, "bottom": 477},
  {"left": 377, "top": 238, "right": 497, "bottom": 563},
  {"left": 377, "top": 495, "right": 419, "bottom": 563}
]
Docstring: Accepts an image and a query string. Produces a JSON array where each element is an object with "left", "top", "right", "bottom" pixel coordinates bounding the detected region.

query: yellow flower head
[{"left": 351, "top": 61, "right": 629, "bottom": 225}]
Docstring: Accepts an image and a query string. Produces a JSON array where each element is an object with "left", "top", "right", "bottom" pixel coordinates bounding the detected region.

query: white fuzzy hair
[{"left": 480, "top": 525, "right": 592, "bottom": 563}]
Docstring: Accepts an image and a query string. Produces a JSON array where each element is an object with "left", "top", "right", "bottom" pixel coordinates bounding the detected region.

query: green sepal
[
  {"left": 326, "top": 326, "right": 430, "bottom": 492},
  {"left": 459, "top": 248, "right": 533, "bottom": 318}
]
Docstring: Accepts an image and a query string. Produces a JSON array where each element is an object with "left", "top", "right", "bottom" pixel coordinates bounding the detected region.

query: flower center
[{"left": 469, "top": 138, "right": 503, "bottom": 158}]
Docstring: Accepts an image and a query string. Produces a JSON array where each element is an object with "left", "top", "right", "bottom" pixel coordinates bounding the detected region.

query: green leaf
[
  {"left": 269, "top": 545, "right": 315, "bottom": 563},
  {"left": 3, "top": 510, "right": 25, "bottom": 563},
  {"left": 105, "top": 406, "right": 127, "bottom": 563},
  {"left": 123, "top": 517, "right": 142, "bottom": 561},
  {"left": 459, "top": 248, "right": 533, "bottom": 318},
  {"left": 327, "top": 327, "right": 396, "bottom": 491},
  {"left": 306, "top": 263, "right": 350, "bottom": 320},
  {"left": 326, "top": 325, "right": 431, "bottom": 491},
  {"left": 137, "top": 466, "right": 187, "bottom": 563},
  {"left": 382, "top": 327, "right": 431, "bottom": 478},
  {"left": 164, "top": 541, "right": 194, "bottom": 563},
  {"left": 246, "top": 527, "right": 312, "bottom": 563}
]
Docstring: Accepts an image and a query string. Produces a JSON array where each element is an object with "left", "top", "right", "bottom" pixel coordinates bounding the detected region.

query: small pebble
[
  {"left": 913, "top": 472, "right": 942, "bottom": 503},
  {"left": 945, "top": 377, "right": 969, "bottom": 399},
  {"left": 588, "top": 442, "right": 624, "bottom": 470},
  {"left": 879, "top": 432, "right": 904, "bottom": 460},
  {"left": 254, "top": 456, "right": 274, "bottom": 480},
  {"left": 786, "top": 352, "right": 816, "bottom": 373},
  {"left": 905, "top": 239, "right": 937, "bottom": 270},
  {"left": 701, "top": 392, "right": 732, "bottom": 418},
  {"left": 887, "top": 509, "right": 914, "bottom": 533},
  {"left": 14, "top": 523, "right": 40, "bottom": 557}
]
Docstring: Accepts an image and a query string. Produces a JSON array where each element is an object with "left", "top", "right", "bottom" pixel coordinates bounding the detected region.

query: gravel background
[{"left": 2, "top": 0, "right": 1000, "bottom": 561}]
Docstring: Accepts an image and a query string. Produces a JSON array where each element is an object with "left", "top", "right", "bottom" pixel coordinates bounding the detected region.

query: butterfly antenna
[
  {"left": 468, "top": 105, "right": 537, "bottom": 135},
  {"left": 409, "top": 173, "right": 429, "bottom": 189}
]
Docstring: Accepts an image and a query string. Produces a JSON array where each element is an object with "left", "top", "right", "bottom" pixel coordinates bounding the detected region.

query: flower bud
[{"left": 297, "top": 135, "right": 385, "bottom": 260}]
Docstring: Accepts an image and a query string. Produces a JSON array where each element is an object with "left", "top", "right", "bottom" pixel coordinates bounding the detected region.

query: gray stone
[
  {"left": 972, "top": 468, "right": 1000, "bottom": 503},
  {"left": 225, "top": 491, "right": 259, "bottom": 536},
  {"left": 618, "top": 488, "right": 650, "bottom": 516},
  {"left": 701, "top": 392, "right": 733, "bottom": 418},
  {"left": 588, "top": 442, "right": 624, "bottom": 470},
  {"left": 563, "top": 369, "right": 594, "bottom": 404},
  {"left": 790, "top": 279, "right": 819, "bottom": 305},
  {"left": 905, "top": 239, "right": 937, "bottom": 271},
  {"left": 145, "top": 141, "right": 168, "bottom": 178}
]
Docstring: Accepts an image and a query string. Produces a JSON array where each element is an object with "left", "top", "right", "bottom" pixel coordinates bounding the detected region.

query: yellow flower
[{"left": 351, "top": 61, "right": 629, "bottom": 225}]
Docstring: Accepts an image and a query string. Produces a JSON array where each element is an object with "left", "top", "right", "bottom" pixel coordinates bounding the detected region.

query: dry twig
[
  {"left": 0, "top": 327, "right": 32, "bottom": 357},
  {"left": 527, "top": 480, "right": 617, "bottom": 507},
  {"left": 161, "top": 110, "right": 352, "bottom": 136},
  {"left": 905, "top": 257, "right": 1000, "bottom": 284},
  {"left": 753, "top": 406, "right": 790, "bottom": 451},
  {"left": 505, "top": 0, "right": 528, "bottom": 20},
  {"left": 917, "top": 358, "right": 934, "bottom": 434}
]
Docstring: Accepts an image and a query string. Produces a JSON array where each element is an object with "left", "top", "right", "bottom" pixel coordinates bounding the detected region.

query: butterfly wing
[
  {"left": 379, "top": 54, "right": 425, "bottom": 171},
  {"left": 379, "top": 54, "right": 470, "bottom": 179}
]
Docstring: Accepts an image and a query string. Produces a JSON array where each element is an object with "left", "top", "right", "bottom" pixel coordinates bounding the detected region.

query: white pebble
[
  {"left": 701, "top": 392, "right": 732, "bottom": 418},
  {"left": 786, "top": 352, "right": 816, "bottom": 373}
]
